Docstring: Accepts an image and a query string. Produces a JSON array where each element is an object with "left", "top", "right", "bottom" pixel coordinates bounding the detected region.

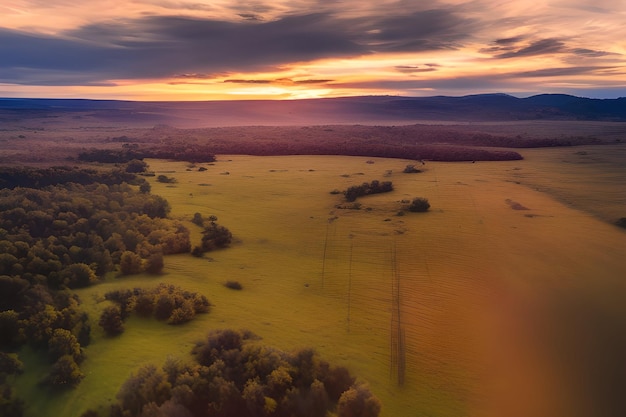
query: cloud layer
[{"left": 0, "top": 0, "right": 624, "bottom": 99}]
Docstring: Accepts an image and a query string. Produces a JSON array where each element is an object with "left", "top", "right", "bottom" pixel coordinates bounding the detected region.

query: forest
[{"left": 0, "top": 161, "right": 380, "bottom": 417}]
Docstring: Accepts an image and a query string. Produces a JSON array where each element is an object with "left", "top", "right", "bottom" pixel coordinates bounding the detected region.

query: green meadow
[{"left": 13, "top": 145, "right": 626, "bottom": 417}]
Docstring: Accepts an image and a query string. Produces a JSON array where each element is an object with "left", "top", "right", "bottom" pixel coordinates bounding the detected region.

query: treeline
[
  {"left": 106, "top": 329, "right": 380, "bottom": 417},
  {"left": 0, "top": 166, "right": 139, "bottom": 190},
  {"left": 78, "top": 144, "right": 216, "bottom": 164},
  {"left": 344, "top": 180, "right": 393, "bottom": 202},
  {"left": 190, "top": 141, "right": 521, "bottom": 162}
]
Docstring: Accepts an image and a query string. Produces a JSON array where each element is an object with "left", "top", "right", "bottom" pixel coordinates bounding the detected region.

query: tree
[
  {"left": 201, "top": 223, "right": 232, "bottom": 251},
  {"left": 60, "top": 263, "right": 98, "bottom": 288},
  {"left": 192, "top": 213, "right": 203, "bottom": 226},
  {"left": 0, "top": 352, "right": 23, "bottom": 376},
  {"left": 125, "top": 159, "right": 148, "bottom": 173},
  {"left": 48, "top": 328, "right": 83, "bottom": 363},
  {"left": 407, "top": 197, "right": 430, "bottom": 212},
  {"left": 336, "top": 383, "right": 381, "bottom": 417},
  {"left": 99, "top": 305, "right": 125, "bottom": 336},
  {"left": 139, "top": 181, "right": 151, "bottom": 194},
  {"left": 119, "top": 251, "right": 144, "bottom": 275},
  {"left": 116, "top": 364, "right": 171, "bottom": 416},
  {"left": 46, "top": 355, "right": 84, "bottom": 387},
  {"left": 145, "top": 251, "right": 164, "bottom": 275}
]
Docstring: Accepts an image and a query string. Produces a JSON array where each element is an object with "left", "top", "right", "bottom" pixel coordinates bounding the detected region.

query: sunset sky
[{"left": 1, "top": 0, "right": 625, "bottom": 100}]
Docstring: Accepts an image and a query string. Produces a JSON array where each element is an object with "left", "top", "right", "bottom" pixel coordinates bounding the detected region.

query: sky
[{"left": 0, "top": 0, "right": 625, "bottom": 101}]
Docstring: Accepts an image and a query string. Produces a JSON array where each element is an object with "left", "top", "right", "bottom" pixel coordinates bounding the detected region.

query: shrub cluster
[
  {"left": 101, "top": 284, "right": 211, "bottom": 334},
  {"left": 111, "top": 329, "right": 381, "bottom": 417},
  {"left": 407, "top": 197, "right": 430, "bottom": 212},
  {"left": 344, "top": 180, "right": 393, "bottom": 202},
  {"left": 402, "top": 164, "right": 422, "bottom": 173}
]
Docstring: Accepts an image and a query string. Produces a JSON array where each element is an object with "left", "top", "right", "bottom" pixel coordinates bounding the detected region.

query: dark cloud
[
  {"left": 571, "top": 48, "right": 616, "bottom": 57},
  {"left": 224, "top": 79, "right": 272, "bottom": 84},
  {"left": 361, "top": 9, "right": 474, "bottom": 52},
  {"left": 395, "top": 65, "right": 437, "bottom": 74},
  {"left": 0, "top": 14, "right": 365, "bottom": 85},
  {"left": 482, "top": 36, "right": 621, "bottom": 62},
  {"left": 495, "top": 36, "right": 525, "bottom": 45},
  {"left": 513, "top": 66, "right": 616, "bottom": 78},
  {"left": 0, "top": 7, "right": 478, "bottom": 86},
  {"left": 223, "top": 78, "right": 332, "bottom": 85},
  {"left": 238, "top": 13, "right": 263, "bottom": 21},
  {"left": 293, "top": 79, "right": 333, "bottom": 84},
  {"left": 496, "top": 38, "right": 567, "bottom": 58}
]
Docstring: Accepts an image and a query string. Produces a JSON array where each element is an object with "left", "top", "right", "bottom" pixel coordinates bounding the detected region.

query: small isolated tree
[
  {"left": 407, "top": 197, "right": 430, "bottom": 212},
  {"left": 99, "top": 305, "right": 124, "bottom": 336},
  {"left": 191, "top": 213, "right": 204, "bottom": 226},
  {"left": 201, "top": 223, "right": 232, "bottom": 251}
]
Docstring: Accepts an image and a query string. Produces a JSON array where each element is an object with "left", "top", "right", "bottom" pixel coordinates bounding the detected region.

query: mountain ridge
[{"left": 1, "top": 93, "right": 625, "bottom": 126}]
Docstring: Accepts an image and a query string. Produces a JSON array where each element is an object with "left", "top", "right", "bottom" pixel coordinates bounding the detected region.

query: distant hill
[{"left": 1, "top": 94, "right": 625, "bottom": 127}]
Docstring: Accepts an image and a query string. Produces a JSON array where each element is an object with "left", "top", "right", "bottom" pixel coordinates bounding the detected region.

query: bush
[
  {"left": 224, "top": 281, "right": 243, "bottom": 290},
  {"left": 343, "top": 180, "right": 393, "bottom": 202},
  {"left": 402, "top": 164, "right": 422, "bottom": 173},
  {"left": 156, "top": 175, "right": 176, "bottom": 184},
  {"left": 407, "top": 197, "right": 430, "bottom": 212}
]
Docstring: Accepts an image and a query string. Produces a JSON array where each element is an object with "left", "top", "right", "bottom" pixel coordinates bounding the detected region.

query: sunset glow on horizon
[{"left": 1, "top": 0, "right": 625, "bottom": 101}]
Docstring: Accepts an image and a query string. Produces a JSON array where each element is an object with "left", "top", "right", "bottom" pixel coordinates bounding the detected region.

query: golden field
[{"left": 14, "top": 144, "right": 626, "bottom": 417}]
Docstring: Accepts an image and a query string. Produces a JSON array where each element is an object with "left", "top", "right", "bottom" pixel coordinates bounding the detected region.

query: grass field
[{"left": 13, "top": 146, "right": 626, "bottom": 417}]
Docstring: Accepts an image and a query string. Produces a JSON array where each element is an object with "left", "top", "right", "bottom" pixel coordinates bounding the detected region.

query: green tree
[{"left": 99, "top": 305, "right": 124, "bottom": 336}]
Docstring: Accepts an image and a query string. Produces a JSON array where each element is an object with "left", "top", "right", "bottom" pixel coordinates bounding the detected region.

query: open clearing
[{"left": 14, "top": 146, "right": 626, "bottom": 417}]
